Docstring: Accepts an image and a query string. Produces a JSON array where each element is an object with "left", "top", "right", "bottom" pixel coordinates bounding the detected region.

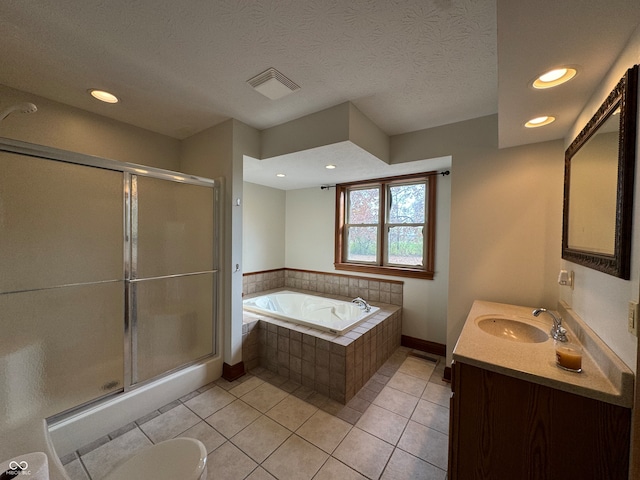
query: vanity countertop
[{"left": 453, "top": 300, "right": 634, "bottom": 408}]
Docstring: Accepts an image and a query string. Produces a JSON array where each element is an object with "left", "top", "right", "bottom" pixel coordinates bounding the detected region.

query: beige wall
[
  {"left": 180, "top": 119, "right": 260, "bottom": 367},
  {"left": 282, "top": 172, "right": 451, "bottom": 345},
  {"left": 243, "top": 114, "right": 562, "bottom": 352},
  {"left": 0, "top": 84, "right": 180, "bottom": 170},
  {"left": 261, "top": 103, "right": 350, "bottom": 159},
  {"left": 243, "top": 182, "right": 286, "bottom": 272},
  {"left": 447, "top": 138, "right": 564, "bottom": 362},
  {"left": 560, "top": 24, "right": 640, "bottom": 372},
  {"left": 242, "top": 164, "right": 451, "bottom": 346},
  {"left": 348, "top": 103, "right": 390, "bottom": 163},
  {"left": 392, "top": 116, "right": 564, "bottom": 362},
  {"left": 260, "top": 101, "right": 390, "bottom": 163},
  {"left": 284, "top": 187, "right": 336, "bottom": 271}
]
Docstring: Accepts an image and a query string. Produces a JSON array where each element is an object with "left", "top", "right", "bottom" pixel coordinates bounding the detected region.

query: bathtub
[{"left": 243, "top": 291, "right": 380, "bottom": 335}]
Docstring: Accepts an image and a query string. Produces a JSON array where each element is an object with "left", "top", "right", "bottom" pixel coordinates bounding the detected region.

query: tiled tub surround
[
  {"left": 243, "top": 268, "right": 404, "bottom": 307},
  {"left": 243, "top": 269, "right": 286, "bottom": 295},
  {"left": 243, "top": 289, "right": 402, "bottom": 404}
]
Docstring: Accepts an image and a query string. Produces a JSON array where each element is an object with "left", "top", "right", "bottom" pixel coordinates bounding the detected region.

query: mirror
[{"left": 562, "top": 65, "right": 638, "bottom": 279}]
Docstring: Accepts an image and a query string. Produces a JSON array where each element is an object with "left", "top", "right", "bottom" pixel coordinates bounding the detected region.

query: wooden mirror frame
[{"left": 562, "top": 65, "right": 638, "bottom": 279}]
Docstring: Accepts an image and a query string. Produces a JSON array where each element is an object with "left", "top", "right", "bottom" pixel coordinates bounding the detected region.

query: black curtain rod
[{"left": 320, "top": 169, "right": 450, "bottom": 190}]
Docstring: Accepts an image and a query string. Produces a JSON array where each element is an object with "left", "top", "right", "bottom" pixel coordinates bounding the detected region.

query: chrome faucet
[
  {"left": 532, "top": 308, "right": 567, "bottom": 342},
  {"left": 352, "top": 297, "right": 371, "bottom": 312}
]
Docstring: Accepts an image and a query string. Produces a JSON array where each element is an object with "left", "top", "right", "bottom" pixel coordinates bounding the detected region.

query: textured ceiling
[
  {"left": 0, "top": 0, "right": 496, "bottom": 139},
  {"left": 0, "top": 0, "right": 639, "bottom": 189},
  {"left": 497, "top": 0, "right": 640, "bottom": 148}
]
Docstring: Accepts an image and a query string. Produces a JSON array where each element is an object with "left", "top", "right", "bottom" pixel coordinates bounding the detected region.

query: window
[{"left": 335, "top": 172, "right": 436, "bottom": 279}]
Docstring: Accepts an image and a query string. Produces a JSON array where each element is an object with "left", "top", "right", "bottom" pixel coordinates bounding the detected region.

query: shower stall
[{"left": 0, "top": 138, "right": 220, "bottom": 425}]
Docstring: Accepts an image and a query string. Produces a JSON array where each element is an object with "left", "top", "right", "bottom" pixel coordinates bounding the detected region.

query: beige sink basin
[{"left": 476, "top": 316, "right": 549, "bottom": 343}]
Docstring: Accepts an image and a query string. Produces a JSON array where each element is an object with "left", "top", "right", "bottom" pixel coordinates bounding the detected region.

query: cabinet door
[{"left": 449, "top": 362, "right": 631, "bottom": 480}]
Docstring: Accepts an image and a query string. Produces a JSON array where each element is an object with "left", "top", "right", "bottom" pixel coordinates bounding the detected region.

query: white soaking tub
[{"left": 242, "top": 291, "right": 379, "bottom": 335}]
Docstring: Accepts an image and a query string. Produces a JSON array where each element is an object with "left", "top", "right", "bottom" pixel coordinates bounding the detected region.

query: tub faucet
[
  {"left": 352, "top": 297, "right": 371, "bottom": 312},
  {"left": 532, "top": 308, "right": 567, "bottom": 342}
]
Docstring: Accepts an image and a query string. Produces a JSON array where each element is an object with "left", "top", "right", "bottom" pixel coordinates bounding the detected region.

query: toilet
[{"left": 103, "top": 437, "right": 207, "bottom": 480}]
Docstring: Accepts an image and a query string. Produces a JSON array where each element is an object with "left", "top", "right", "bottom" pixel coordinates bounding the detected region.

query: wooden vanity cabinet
[{"left": 448, "top": 361, "right": 631, "bottom": 480}]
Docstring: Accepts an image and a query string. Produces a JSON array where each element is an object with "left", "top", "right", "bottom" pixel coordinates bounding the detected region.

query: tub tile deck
[
  {"left": 62, "top": 348, "right": 449, "bottom": 480},
  {"left": 243, "top": 291, "right": 401, "bottom": 404}
]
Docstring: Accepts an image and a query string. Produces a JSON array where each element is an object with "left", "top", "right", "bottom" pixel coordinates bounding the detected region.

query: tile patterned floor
[{"left": 60, "top": 347, "right": 451, "bottom": 480}]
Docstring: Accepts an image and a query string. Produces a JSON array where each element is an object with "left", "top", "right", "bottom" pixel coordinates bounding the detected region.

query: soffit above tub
[
  {"left": 260, "top": 102, "right": 389, "bottom": 163},
  {"left": 244, "top": 141, "right": 451, "bottom": 191}
]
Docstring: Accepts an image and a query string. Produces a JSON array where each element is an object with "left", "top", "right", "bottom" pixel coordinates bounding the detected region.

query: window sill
[{"left": 334, "top": 262, "right": 434, "bottom": 280}]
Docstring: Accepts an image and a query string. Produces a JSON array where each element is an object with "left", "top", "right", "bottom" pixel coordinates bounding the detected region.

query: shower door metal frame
[
  {"left": 126, "top": 174, "right": 220, "bottom": 388},
  {"left": 0, "top": 136, "right": 221, "bottom": 399}
]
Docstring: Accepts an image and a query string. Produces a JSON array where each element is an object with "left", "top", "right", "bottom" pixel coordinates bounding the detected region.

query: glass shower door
[
  {"left": 130, "top": 175, "right": 216, "bottom": 384},
  {"left": 1, "top": 142, "right": 220, "bottom": 420},
  {"left": 0, "top": 152, "right": 125, "bottom": 421}
]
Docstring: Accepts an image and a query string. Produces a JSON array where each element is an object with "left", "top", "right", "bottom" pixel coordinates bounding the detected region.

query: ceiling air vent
[{"left": 247, "top": 68, "right": 300, "bottom": 100}]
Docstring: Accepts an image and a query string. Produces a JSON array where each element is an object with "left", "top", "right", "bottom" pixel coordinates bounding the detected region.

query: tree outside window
[{"left": 335, "top": 172, "right": 436, "bottom": 279}]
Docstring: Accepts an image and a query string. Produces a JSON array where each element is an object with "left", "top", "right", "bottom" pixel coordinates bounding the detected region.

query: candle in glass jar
[{"left": 555, "top": 343, "right": 582, "bottom": 372}]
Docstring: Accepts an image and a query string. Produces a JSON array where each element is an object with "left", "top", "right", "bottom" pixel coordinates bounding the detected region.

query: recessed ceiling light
[
  {"left": 525, "top": 116, "right": 556, "bottom": 128},
  {"left": 325, "top": 164, "right": 336, "bottom": 169},
  {"left": 89, "top": 89, "right": 119, "bottom": 103},
  {"left": 532, "top": 67, "right": 577, "bottom": 89},
  {"left": 276, "top": 173, "right": 286, "bottom": 178}
]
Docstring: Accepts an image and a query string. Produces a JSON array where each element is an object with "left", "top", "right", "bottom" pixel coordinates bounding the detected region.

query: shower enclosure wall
[{"left": 0, "top": 139, "right": 220, "bottom": 426}]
